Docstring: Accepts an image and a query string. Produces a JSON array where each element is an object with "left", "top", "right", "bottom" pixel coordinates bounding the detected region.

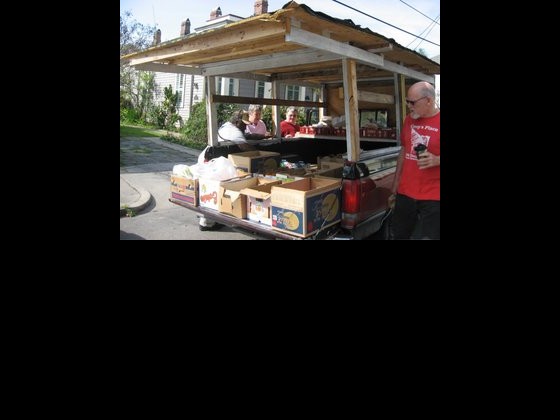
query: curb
[{"left": 120, "top": 182, "right": 153, "bottom": 217}]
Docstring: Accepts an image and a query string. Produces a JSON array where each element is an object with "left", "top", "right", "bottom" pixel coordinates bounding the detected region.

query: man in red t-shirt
[{"left": 388, "top": 81, "right": 440, "bottom": 239}]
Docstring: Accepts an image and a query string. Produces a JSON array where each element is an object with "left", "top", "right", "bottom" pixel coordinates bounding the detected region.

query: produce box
[
  {"left": 170, "top": 175, "right": 198, "bottom": 206},
  {"left": 199, "top": 175, "right": 249, "bottom": 210},
  {"left": 218, "top": 177, "right": 280, "bottom": 219},
  {"left": 240, "top": 181, "right": 282, "bottom": 226},
  {"left": 271, "top": 177, "right": 342, "bottom": 238},
  {"left": 228, "top": 151, "right": 281, "bottom": 174}
]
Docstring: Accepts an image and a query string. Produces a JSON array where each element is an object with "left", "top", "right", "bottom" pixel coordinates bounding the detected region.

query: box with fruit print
[{"left": 270, "top": 177, "right": 341, "bottom": 238}]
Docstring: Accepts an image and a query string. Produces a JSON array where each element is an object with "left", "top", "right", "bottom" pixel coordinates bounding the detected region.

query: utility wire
[
  {"left": 399, "top": 0, "right": 440, "bottom": 25},
  {"left": 331, "top": 0, "right": 439, "bottom": 47},
  {"left": 407, "top": 14, "right": 439, "bottom": 50}
]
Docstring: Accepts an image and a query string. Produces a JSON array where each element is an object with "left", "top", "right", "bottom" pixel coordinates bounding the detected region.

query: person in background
[
  {"left": 199, "top": 110, "right": 256, "bottom": 232},
  {"left": 388, "top": 81, "right": 440, "bottom": 239},
  {"left": 244, "top": 104, "right": 270, "bottom": 138},
  {"left": 217, "top": 110, "right": 256, "bottom": 152},
  {"left": 280, "top": 106, "right": 300, "bottom": 138}
]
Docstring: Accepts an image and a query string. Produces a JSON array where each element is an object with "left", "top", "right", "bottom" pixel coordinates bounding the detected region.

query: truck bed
[{"left": 169, "top": 198, "right": 342, "bottom": 240}]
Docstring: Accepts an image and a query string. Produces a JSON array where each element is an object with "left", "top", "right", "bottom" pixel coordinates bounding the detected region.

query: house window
[
  {"left": 176, "top": 74, "right": 184, "bottom": 108},
  {"left": 176, "top": 91, "right": 183, "bottom": 107},
  {"left": 286, "top": 85, "right": 300, "bottom": 101},
  {"left": 216, "top": 77, "right": 223, "bottom": 95},
  {"left": 256, "top": 81, "right": 265, "bottom": 98},
  {"left": 228, "top": 78, "right": 235, "bottom": 96}
]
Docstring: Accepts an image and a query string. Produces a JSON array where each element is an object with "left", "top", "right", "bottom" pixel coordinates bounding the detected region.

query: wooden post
[
  {"left": 205, "top": 76, "right": 218, "bottom": 146},
  {"left": 271, "top": 80, "right": 280, "bottom": 139},
  {"left": 342, "top": 58, "right": 360, "bottom": 162}
]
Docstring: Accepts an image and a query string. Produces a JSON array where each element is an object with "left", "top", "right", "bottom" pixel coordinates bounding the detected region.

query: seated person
[
  {"left": 280, "top": 106, "right": 301, "bottom": 138},
  {"left": 244, "top": 104, "right": 271, "bottom": 140},
  {"left": 217, "top": 110, "right": 256, "bottom": 151}
]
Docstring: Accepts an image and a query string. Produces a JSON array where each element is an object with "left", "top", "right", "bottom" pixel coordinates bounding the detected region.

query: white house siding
[
  {"left": 153, "top": 72, "right": 205, "bottom": 124},
  {"left": 151, "top": 73, "right": 314, "bottom": 123}
]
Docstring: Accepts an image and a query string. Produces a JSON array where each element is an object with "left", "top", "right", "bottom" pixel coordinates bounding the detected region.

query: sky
[{"left": 120, "top": 0, "right": 440, "bottom": 59}]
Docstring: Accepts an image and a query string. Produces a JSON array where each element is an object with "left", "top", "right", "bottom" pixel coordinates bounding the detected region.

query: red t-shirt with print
[
  {"left": 280, "top": 120, "right": 300, "bottom": 137},
  {"left": 398, "top": 111, "right": 440, "bottom": 201}
]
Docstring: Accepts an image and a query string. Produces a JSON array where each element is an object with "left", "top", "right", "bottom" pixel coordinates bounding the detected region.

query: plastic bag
[
  {"left": 172, "top": 164, "right": 194, "bottom": 178},
  {"left": 194, "top": 156, "right": 237, "bottom": 180}
]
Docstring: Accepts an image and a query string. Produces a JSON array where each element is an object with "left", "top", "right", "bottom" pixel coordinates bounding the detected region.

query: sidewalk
[
  {"left": 120, "top": 136, "right": 202, "bottom": 216},
  {"left": 120, "top": 176, "right": 152, "bottom": 216}
]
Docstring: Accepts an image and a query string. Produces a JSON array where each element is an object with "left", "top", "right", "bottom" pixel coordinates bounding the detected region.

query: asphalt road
[{"left": 119, "top": 137, "right": 255, "bottom": 240}]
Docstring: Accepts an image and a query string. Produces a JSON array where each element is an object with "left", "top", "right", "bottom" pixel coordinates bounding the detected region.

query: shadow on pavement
[{"left": 120, "top": 230, "right": 146, "bottom": 240}]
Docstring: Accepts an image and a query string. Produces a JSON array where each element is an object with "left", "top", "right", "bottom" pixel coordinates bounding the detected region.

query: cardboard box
[
  {"left": 198, "top": 178, "right": 223, "bottom": 210},
  {"left": 228, "top": 151, "right": 281, "bottom": 174},
  {"left": 240, "top": 181, "right": 282, "bottom": 226},
  {"left": 271, "top": 177, "right": 342, "bottom": 238},
  {"left": 198, "top": 175, "right": 250, "bottom": 210},
  {"left": 313, "top": 165, "right": 344, "bottom": 179},
  {"left": 317, "top": 156, "right": 345, "bottom": 170},
  {"left": 170, "top": 175, "right": 199, "bottom": 206},
  {"left": 218, "top": 176, "right": 279, "bottom": 219}
]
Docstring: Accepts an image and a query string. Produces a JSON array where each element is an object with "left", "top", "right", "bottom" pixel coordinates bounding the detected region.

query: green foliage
[
  {"left": 178, "top": 101, "right": 241, "bottom": 145},
  {"left": 121, "top": 205, "right": 136, "bottom": 218},
  {"left": 217, "top": 103, "right": 238, "bottom": 127},
  {"left": 181, "top": 101, "right": 208, "bottom": 143},
  {"left": 120, "top": 107, "right": 141, "bottom": 124},
  {"left": 261, "top": 106, "right": 273, "bottom": 132},
  {"left": 120, "top": 11, "right": 158, "bottom": 126},
  {"left": 148, "top": 85, "right": 183, "bottom": 130},
  {"left": 120, "top": 124, "right": 163, "bottom": 137},
  {"left": 120, "top": 11, "right": 155, "bottom": 57}
]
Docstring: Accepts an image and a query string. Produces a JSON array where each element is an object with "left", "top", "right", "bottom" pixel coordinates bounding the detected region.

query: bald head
[
  {"left": 407, "top": 81, "right": 438, "bottom": 118},
  {"left": 409, "top": 81, "right": 435, "bottom": 100}
]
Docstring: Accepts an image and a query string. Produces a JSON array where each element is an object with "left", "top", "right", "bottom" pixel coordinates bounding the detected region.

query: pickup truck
[
  {"left": 170, "top": 138, "right": 399, "bottom": 240},
  {"left": 121, "top": 2, "right": 439, "bottom": 239}
]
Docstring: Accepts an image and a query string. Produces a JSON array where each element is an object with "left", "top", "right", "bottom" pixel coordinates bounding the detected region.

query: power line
[
  {"left": 331, "top": 0, "right": 439, "bottom": 47},
  {"left": 399, "top": 0, "right": 440, "bottom": 25},
  {"left": 407, "top": 14, "right": 439, "bottom": 50}
]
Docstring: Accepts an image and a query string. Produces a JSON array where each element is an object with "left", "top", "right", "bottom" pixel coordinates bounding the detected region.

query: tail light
[
  {"left": 342, "top": 179, "right": 360, "bottom": 214},
  {"left": 342, "top": 162, "right": 369, "bottom": 214},
  {"left": 341, "top": 162, "right": 374, "bottom": 229}
]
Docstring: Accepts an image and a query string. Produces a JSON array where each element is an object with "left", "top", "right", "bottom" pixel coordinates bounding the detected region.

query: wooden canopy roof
[{"left": 121, "top": 1, "right": 439, "bottom": 86}]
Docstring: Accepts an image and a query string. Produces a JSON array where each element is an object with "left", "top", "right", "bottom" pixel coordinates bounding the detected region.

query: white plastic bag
[
  {"left": 172, "top": 164, "right": 194, "bottom": 178},
  {"left": 195, "top": 156, "right": 237, "bottom": 180}
]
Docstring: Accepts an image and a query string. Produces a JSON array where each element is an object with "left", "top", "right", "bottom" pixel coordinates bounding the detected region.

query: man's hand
[
  {"left": 388, "top": 193, "right": 396, "bottom": 209},
  {"left": 417, "top": 151, "right": 440, "bottom": 169}
]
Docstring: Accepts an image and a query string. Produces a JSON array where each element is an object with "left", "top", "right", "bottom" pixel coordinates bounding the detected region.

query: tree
[{"left": 120, "top": 11, "right": 157, "bottom": 124}]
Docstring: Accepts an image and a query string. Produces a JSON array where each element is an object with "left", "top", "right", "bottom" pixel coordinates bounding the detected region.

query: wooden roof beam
[
  {"left": 133, "top": 63, "right": 202, "bottom": 75},
  {"left": 200, "top": 48, "right": 340, "bottom": 77},
  {"left": 124, "top": 22, "right": 287, "bottom": 67},
  {"left": 286, "top": 27, "right": 434, "bottom": 83}
]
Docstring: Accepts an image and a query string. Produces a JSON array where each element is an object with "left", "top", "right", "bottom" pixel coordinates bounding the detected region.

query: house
[{"left": 150, "top": 0, "right": 318, "bottom": 125}]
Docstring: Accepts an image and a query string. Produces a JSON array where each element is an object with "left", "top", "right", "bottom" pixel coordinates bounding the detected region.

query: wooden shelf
[{"left": 294, "top": 133, "right": 396, "bottom": 143}]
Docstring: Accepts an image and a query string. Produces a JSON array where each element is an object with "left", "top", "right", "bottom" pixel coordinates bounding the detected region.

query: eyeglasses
[{"left": 405, "top": 96, "right": 428, "bottom": 106}]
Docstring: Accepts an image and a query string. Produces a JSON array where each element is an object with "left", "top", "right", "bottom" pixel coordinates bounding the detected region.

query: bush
[
  {"left": 180, "top": 102, "right": 243, "bottom": 144},
  {"left": 120, "top": 107, "right": 141, "bottom": 124}
]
